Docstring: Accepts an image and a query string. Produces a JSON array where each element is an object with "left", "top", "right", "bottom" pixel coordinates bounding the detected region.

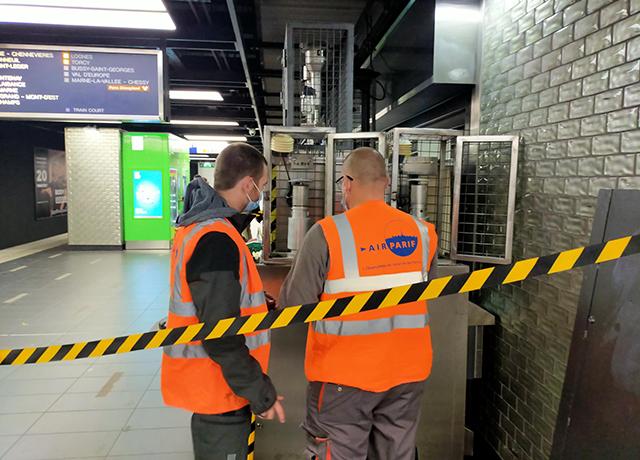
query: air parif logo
[
  {"left": 385, "top": 234, "right": 418, "bottom": 257},
  {"left": 359, "top": 220, "right": 418, "bottom": 257}
]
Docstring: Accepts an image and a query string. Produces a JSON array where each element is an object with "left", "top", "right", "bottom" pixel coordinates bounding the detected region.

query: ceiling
[
  {"left": 0, "top": 0, "right": 368, "bottom": 146},
  {"left": 0, "top": 0, "right": 435, "bottom": 148}
]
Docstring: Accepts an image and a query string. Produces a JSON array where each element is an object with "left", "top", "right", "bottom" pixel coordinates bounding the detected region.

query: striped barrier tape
[
  {"left": 248, "top": 413, "right": 256, "bottom": 460},
  {"left": 0, "top": 234, "right": 639, "bottom": 366},
  {"left": 269, "top": 165, "right": 277, "bottom": 252}
]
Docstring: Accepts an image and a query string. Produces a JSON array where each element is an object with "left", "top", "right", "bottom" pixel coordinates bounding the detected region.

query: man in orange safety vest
[{"left": 279, "top": 147, "right": 438, "bottom": 459}]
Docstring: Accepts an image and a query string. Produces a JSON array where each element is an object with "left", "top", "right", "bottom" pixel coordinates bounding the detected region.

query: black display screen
[{"left": 0, "top": 44, "right": 163, "bottom": 121}]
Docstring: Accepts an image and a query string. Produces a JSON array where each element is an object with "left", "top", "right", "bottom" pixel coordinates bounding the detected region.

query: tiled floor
[{"left": 0, "top": 247, "right": 194, "bottom": 459}]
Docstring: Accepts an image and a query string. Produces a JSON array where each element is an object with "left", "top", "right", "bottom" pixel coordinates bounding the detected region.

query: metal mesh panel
[
  {"left": 330, "top": 136, "right": 383, "bottom": 214},
  {"left": 263, "top": 127, "right": 334, "bottom": 262},
  {"left": 273, "top": 141, "right": 325, "bottom": 252},
  {"left": 386, "top": 130, "right": 457, "bottom": 258},
  {"left": 284, "top": 24, "right": 353, "bottom": 132},
  {"left": 455, "top": 141, "right": 514, "bottom": 261}
]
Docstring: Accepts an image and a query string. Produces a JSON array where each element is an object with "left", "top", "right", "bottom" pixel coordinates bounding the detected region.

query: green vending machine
[{"left": 121, "top": 132, "right": 189, "bottom": 249}]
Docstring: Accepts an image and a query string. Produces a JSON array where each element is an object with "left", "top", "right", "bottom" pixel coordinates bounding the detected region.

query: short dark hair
[{"left": 214, "top": 143, "right": 267, "bottom": 191}]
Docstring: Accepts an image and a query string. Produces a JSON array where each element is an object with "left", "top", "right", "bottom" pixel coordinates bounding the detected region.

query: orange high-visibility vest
[
  {"left": 161, "top": 218, "right": 271, "bottom": 414},
  {"left": 306, "top": 200, "right": 437, "bottom": 392}
]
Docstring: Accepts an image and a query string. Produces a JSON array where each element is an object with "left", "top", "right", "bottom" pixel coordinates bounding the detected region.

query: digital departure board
[{"left": 0, "top": 44, "right": 164, "bottom": 121}]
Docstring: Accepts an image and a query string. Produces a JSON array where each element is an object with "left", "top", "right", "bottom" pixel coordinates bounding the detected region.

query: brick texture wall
[{"left": 478, "top": 0, "right": 640, "bottom": 458}]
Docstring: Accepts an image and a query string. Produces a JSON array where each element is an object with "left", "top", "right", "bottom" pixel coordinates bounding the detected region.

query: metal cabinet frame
[
  {"left": 262, "top": 125, "right": 335, "bottom": 264},
  {"left": 324, "top": 131, "right": 386, "bottom": 216},
  {"left": 451, "top": 135, "right": 520, "bottom": 265}
]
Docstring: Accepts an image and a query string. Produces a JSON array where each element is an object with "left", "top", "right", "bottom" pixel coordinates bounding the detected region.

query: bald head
[
  {"left": 340, "top": 147, "right": 388, "bottom": 210},
  {"left": 343, "top": 147, "right": 388, "bottom": 185}
]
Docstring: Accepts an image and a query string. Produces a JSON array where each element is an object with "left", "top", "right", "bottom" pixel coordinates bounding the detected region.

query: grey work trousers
[
  {"left": 191, "top": 406, "right": 252, "bottom": 460},
  {"left": 302, "top": 381, "right": 425, "bottom": 460}
]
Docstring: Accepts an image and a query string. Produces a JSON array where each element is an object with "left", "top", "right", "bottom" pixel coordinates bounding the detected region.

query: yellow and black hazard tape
[
  {"left": 248, "top": 413, "right": 256, "bottom": 460},
  {"left": 1, "top": 235, "right": 639, "bottom": 366},
  {"left": 269, "top": 165, "right": 277, "bottom": 252}
]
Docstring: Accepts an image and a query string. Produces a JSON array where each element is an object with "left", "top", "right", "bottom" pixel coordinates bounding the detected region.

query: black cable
[
  {"left": 373, "top": 79, "right": 387, "bottom": 101},
  {"left": 281, "top": 154, "right": 292, "bottom": 182}
]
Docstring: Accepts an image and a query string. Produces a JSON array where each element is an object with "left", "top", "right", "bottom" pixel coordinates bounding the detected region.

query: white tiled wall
[{"left": 65, "top": 128, "right": 123, "bottom": 246}]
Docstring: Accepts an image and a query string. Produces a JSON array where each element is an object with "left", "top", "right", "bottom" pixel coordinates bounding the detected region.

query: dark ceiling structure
[{"left": 0, "top": 0, "right": 470, "bottom": 147}]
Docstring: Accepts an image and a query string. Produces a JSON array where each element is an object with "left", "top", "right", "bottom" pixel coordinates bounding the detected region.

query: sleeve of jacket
[
  {"left": 427, "top": 225, "right": 438, "bottom": 280},
  {"left": 186, "top": 231, "right": 276, "bottom": 414},
  {"left": 278, "top": 223, "right": 329, "bottom": 307}
]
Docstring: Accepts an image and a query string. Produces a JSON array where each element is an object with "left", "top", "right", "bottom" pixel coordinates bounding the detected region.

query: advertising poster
[
  {"left": 133, "top": 170, "right": 163, "bottom": 219},
  {"left": 34, "top": 147, "right": 67, "bottom": 219}
]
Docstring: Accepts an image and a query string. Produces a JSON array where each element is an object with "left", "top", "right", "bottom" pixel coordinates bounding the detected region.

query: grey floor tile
[
  {"left": 0, "top": 336, "right": 64, "bottom": 348},
  {"left": 0, "top": 436, "right": 19, "bottom": 457},
  {"left": 3, "top": 431, "right": 120, "bottom": 460},
  {"left": 67, "top": 375, "right": 154, "bottom": 393},
  {"left": 149, "top": 374, "right": 161, "bottom": 390},
  {"left": 28, "top": 409, "right": 133, "bottom": 434},
  {"left": 125, "top": 407, "right": 191, "bottom": 429},
  {"left": 82, "top": 362, "right": 159, "bottom": 378},
  {"left": 6, "top": 363, "right": 89, "bottom": 381},
  {"left": 107, "top": 454, "right": 192, "bottom": 460},
  {"left": 0, "top": 414, "right": 41, "bottom": 436},
  {"left": 137, "top": 390, "right": 165, "bottom": 408},
  {"left": 0, "top": 378, "right": 75, "bottom": 396},
  {"left": 0, "top": 394, "right": 58, "bottom": 414},
  {"left": 108, "top": 428, "right": 192, "bottom": 456},
  {"left": 48, "top": 391, "right": 144, "bottom": 412},
  {"left": 0, "top": 367, "right": 17, "bottom": 381}
]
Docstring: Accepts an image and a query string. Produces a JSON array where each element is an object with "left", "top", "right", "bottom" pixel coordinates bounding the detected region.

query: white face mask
[{"left": 243, "top": 178, "right": 262, "bottom": 213}]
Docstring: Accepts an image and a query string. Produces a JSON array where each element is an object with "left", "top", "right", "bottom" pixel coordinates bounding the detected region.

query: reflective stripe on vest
[
  {"left": 314, "top": 313, "right": 430, "bottom": 336},
  {"left": 169, "top": 297, "right": 196, "bottom": 317},
  {"left": 332, "top": 213, "right": 359, "bottom": 279},
  {"left": 242, "top": 290, "right": 267, "bottom": 308},
  {"left": 164, "top": 330, "right": 271, "bottom": 358},
  {"left": 171, "top": 219, "right": 226, "bottom": 307}
]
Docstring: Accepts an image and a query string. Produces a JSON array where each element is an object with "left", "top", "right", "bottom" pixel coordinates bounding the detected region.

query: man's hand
[
  {"left": 258, "top": 395, "right": 285, "bottom": 423},
  {"left": 265, "top": 291, "right": 277, "bottom": 311}
]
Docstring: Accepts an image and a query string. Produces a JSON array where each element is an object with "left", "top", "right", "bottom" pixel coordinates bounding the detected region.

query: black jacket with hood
[{"left": 176, "top": 177, "right": 276, "bottom": 415}]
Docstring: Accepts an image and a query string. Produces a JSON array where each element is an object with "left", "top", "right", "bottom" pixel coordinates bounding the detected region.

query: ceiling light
[
  {"left": 6, "top": 1, "right": 166, "bottom": 10},
  {"left": 171, "top": 119, "right": 239, "bottom": 127},
  {"left": 436, "top": 4, "right": 482, "bottom": 23},
  {"left": 169, "top": 90, "right": 223, "bottom": 101},
  {"left": 0, "top": 1, "right": 176, "bottom": 30},
  {"left": 186, "top": 135, "right": 247, "bottom": 142}
]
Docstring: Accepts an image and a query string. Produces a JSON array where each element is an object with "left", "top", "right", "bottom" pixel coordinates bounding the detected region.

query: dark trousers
[
  {"left": 302, "top": 381, "right": 425, "bottom": 460},
  {"left": 191, "top": 406, "right": 252, "bottom": 460}
]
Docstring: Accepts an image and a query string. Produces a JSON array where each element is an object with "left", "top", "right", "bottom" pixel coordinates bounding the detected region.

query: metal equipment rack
[
  {"left": 386, "top": 128, "right": 462, "bottom": 258},
  {"left": 452, "top": 136, "right": 520, "bottom": 264},
  {"left": 262, "top": 126, "right": 335, "bottom": 264},
  {"left": 282, "top": 23, "right": 354, "bottom": 132},
  {"left": 324, "top": 132, "right": 386, "bottom": 216},
  {"left": 386, "top": 129, "right": 519, "bottom": 264}
]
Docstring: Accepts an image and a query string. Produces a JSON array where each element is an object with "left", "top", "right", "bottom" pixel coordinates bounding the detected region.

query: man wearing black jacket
[{"left": 162, "top": 143, "right": 285, "bottom": 459}]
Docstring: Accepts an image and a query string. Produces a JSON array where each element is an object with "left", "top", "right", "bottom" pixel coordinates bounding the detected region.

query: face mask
[{"left": 244, "top": 179, "right": 262, "bottom": 213}]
